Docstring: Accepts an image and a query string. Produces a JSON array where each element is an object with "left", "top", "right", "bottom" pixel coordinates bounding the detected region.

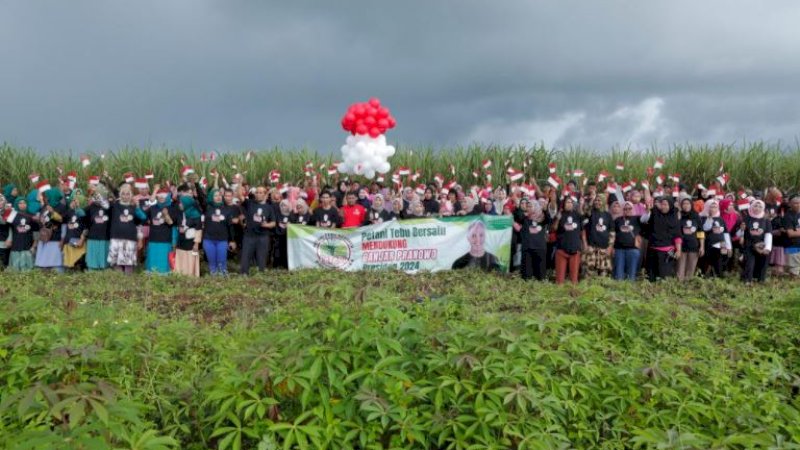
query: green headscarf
[
  {"left": 44, "top": 188, "right": 64, "bottom": 208},
  {"left": 25, "top": 190, "right": 42, "bottom": 214},
  {"left": 206, "top": 188, "right": 223, "bottom": 208},
  {"left": 14, "top": 197, "right": 27, "bottom": 211},
  {"left": 3, "top": 184, "right": 16, "bottom": 203},
  {"left": 180, "top": 196, "right": 201, "bottom": 220}
]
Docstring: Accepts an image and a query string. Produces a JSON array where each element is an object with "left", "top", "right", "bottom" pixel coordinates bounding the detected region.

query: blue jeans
[
  {"left": 613, "top": 248, "right": 640, "bottom": 280},
  {"left": 203, "top": 240, "right": 228, "bottom": 275}
]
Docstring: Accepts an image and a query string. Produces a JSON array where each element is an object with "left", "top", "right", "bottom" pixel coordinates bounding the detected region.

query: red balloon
[
  {"left": 378, "top": 126, "right": 387, "bottom": 134},
  {"left": 387, "top": 116, "right": 396, "bottom": 128},
  {"left": 356, "top": 124, "right": 368, "bottom": 135},
  {"left": 377, "top": 107, "right": 389, "bottom": 118},
  {"left": 377, "top": 118, "right": 389, "bottom": 128},
  {"left": 354, "top": 105, "right": 366, "bottom": 117},
  {"left": 366, "top": 107, "right": 378, "bottom": 117},
  {"left": 345, "top": 112, "right": 356, "bottom": 122},
  {"left": 368, "top": 97, "right": 381, "bottom": 108},
  {"left": 368, "top": 127, "right": 381, "bottom": 138},
  {"left": 364, "top": 116, "right": 376, "bottom": 126}
]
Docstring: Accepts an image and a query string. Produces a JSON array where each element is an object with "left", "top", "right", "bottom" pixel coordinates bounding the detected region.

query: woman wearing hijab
[
  {"left": 700, "top": 199, "right": 731, "bottom": 277},
  {"left": 5, "top": 198, "right": 39, "bottom": 271},
  {"left": 739, "top": 199, "right": 772, "bottom": 283},
  {"left": 520, "top": 199, "right": 551, "bottom": 281},
  {"left": 554, "top": 196, "right": 583, "bottom": 284},
  {"left": 203, "top": 188, "right": 236, "bottom": 275},
  {"left": 85, "top": 186, "right": 112, "bottom": 270},
  {"left": 108, "top": 183, "right": 146, "bottom": 275},
  {"left": 62, "top": 191, "right": 90, "bottom": 271},
  {"left": 720, "top": 198, "right": 743, "bottom": 272},
  {"left": 144, "top": 188, "right": 176, "bottom": 274},
  {"left": 405, "top": 200, "right": 426, "bottom": 219},
  {"left": 3, "top": 184, "right": 18, "bottom": 206},
  {"left": 35, "top": 188, "right": 68, "bottom": 272},
  {"left": 613, "top": 201, "right": 642, "bottom": 280},
  {"left": 641, "top": 196, "right": 682, "bottom": 282},
  {"left": 765, "top": 189, "right": 786, "bottom": 276},
  {"left": 677, "top": 197, "right": 703, "bottom": 280},
  {"left": 174, "top": 194, "right": 203, "bottom": 277},
  {"left": 290, "top": 199, "right": 312, "bottom": 225},
  {"left": 366, "top": 194, "right": 394, "bottom": 224},
  {"left": 422, "top": 187, "right": 440, "bottom": 216},
  {"left": 582, "top": 194, "right": 614, "bottom": 278}
]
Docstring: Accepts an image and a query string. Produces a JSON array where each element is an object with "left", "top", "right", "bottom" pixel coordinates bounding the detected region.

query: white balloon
[
  {"left": 364, "top": 169, "right": 375, "bottom": 179},
  {"left": 378, "top": 161, "right": 390, "bottom": 173}
]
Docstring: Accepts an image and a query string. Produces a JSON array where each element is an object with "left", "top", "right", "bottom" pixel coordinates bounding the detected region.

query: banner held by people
[{"left": 288, "top": 214, "right": 512, "bottom": 273}]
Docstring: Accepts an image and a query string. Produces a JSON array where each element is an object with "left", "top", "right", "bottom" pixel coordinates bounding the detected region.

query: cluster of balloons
[
  {"left": 340, "top": 98, "right": 397, "bottom": 138},
  {"left": 337, "top": 97, "right": 397, "bottom": 179},
  {"left": 336, "top": 134, "right": 395, "bottom": 180}
]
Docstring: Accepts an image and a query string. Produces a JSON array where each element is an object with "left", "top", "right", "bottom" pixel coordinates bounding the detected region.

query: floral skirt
[
  {"left": 584, "top": 246, "right": 613, "bottom": 276},
  {"left": 108, "top": 239, "right": 138, "bottom": 267}
]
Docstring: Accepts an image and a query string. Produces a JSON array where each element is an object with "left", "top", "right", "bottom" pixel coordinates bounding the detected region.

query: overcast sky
[{"left": 1, "top": 1, "right": 798, "bottom": 153}]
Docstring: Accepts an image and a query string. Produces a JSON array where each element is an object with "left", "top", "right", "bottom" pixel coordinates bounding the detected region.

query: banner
[{"left": 288, "top": 214, "right": 512, "bottom": 273}]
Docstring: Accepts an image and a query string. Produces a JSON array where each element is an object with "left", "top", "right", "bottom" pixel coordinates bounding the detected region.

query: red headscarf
[{"left": 719, "top": 199, "right": 739, "bottom": 231}]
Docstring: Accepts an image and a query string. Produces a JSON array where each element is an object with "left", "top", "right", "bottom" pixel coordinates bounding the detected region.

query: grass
[
  {"left": 1, "top": 270, "right": 800, "bottom": 449},
  {"left": 2, "top": 141, "right": 800, "bottom": 193}
]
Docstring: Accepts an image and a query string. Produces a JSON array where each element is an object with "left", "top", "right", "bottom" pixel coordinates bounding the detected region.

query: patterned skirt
[
  {"left": 108, "top": 239, "right": 138, "bottom": 267},
  {"left": 584, "top": 246, "right": 613, "bottom": 276},
  {"left": 174, "top": 249, "right": 200, "bottom": 277}
]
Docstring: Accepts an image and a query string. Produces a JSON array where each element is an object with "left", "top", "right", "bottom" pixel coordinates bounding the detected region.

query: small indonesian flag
[
  {"left": 482, "top": 159, "right": 492, "bottom": 169},
  {"left": 653, "top": 187, "right": 665, "bottom": 197},
  {"left": 670, "top": 173, "right": 680, "bottom": 183},
  {"left": 269, "top": 170, "right": 281, "bottom": 184},
  {"left": 519, "top": 184, "right": 532, "bottom": 197},
  {"left": 376, "top": 173, "right": 385, "bottom": 183},
  {"left": 123, "top": 172, "right": 135, "bottom": 183},
  {"left": 433, "top": 173, "right": 444, "bottom": 185},
  {"left": 89, "top": 176, "right": 100, "bottom": 186},
  {"left": 507, "top": 168, "right": 524, "bottom": 182},
  {"left": 655, "top": 174, "right": 665, "bottom": 185},
  {"left": 672, "top": 186, "right": 680, "bottom": 197},
  {"left": 415, "top": 184, "right": 426, "bottom": 195},
  {"left": 596, "top": 170, "right": 609, "bottom": 183},
  {"left": 738, "top": 189, "right": 748, "bottom": 200},
  {"left": 411, "top": 170, "right": 421, "bottom": 182},
  {"left": 328, "top": 165, "right": 338, "bottom": 176},
  {"left": 181, "top": 166, "right": 194, "bottom": 177},
  {"left": 278, "top": 183, "right": 289, "bottom": 195},
  {"left": 571, "top": 169, "right": 585, "bottom": 178},
  {"left": 144, "top": 171, "right": 154, "bottom": 180},
  {"left": 562, "top": 188, "right": 577, "bottom": 202},
  {"left": 640, "top": 179, "right": 650, "bottom": 190},
  {"left": 548, "top": 162, "right": 557, "bottom": 174},
  {"left": 29, "top": 173, "right": 40, "bottom": 184},
  {"left": 304, "top": 167, "right": 312, "bottom": 177},
  {"left": 737, "top": 197, "right": 750, "bottom": 211},
  {"left": 80, "top": 155, "right": 91, "bottom": 168},
  {"left": 37, "top": 180, "right": 51, "bottom": 193},
  {"left": 67, "top": 171, "right": 78, "bottom": 182},
  {"left": 199, "top": 177, "right": 208, "bottom": 189},
  {"left": 697, "top": 183, "right": 707, "bottom": 192},
  {"left": 397, "top": 167, "right": 411, "bottom": 176},
  {"left": 621, "top": 181, "right": 633, "bottom": 193},
  {"left": 485, "top": 171, "right": 492, "bottom": 182},
  {"left": 615, "top": 162, "right": 625, "bottom": 171},
  {"left": 654, "top": 157, "right": 664, "bottom": 169},
  {"left": 547, "top": 174, "right": 562, "bottom": 189},
  {"left": 449, "top": 164, "right": 456, "bottom": 176},
  {"left": 3, "top": 208, "right": 18, "bottom": 224},
  {"left": 606, "top": 182, "right": 618, "bottom": 194},
  {"left": 134, "top": 178, "right": 148, "bottom": 189},
  {"left": 392, "top": 173, "right": 401, "bottom": 184},
  {"left": 716, "top": 173, "right": 730, "bottom": 186}
]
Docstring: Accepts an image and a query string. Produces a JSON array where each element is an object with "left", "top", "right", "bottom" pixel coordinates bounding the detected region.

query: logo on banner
[{"left": 314, "top": 234, "right": 353, "bottom": 269}]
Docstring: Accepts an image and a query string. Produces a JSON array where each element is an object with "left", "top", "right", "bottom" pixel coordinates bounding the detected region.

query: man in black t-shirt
[{"left": 239, "top": 186, "right": 276, "bottom": 275}]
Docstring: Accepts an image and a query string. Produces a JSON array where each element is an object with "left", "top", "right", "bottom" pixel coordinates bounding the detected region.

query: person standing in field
[
  {"left": 641, "top": 195, "right": 682, "bottom": 282},
  {"left": 520, "top": 198, "right": 550, "bottom": 281},
  {"left": 203, "top": 187, "right": 236, "bottom": 275},
  {"left": 739, "top": 199, "right": 772, "bottom": 283},
  {"left": 239, "top": 185, "right": 276, "bottom": 275},
  {"left": 612, "top": 202, "right": 642, "bottom": 281},
  {"left": 62, "top": 192, "right": 89, "bottom": 271},
  {"left": 108, "top": 183, "right": 145, "bottom": 275},
  {"left": 677, "top": 197, "right": 703, "bottom": 281},
  {"left": 341, "top": 191, "right": 366, "bottom": 228},
  {"left": 35, "top": 188, "right": 68, "bottom": 273},
  {"left": 311, "top": 191, "right": 342, "bottom": 229},
  {"left": 174, "top": 194, "right": 203, "bottom": 277},
  {"left": 143, "top": 188, "right": 176, "bottom": 274},
  {"left": 554, "top": 195, "right": 583, "bottom": 284},
  {"left": 582, "top": 194, "right": 614, "bottom": 278},
  {"left": 4, "top": 198, "right": 39, "bottom": 271},
  {"left": 700, "top": 199, "right": 731, "bottom": 277}
]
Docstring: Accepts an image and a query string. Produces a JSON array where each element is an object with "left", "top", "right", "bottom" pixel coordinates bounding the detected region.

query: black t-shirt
[
  {"left": 521, "top": 215, "right": 551, "bottom": 250},
  {"left": 423, "top": 198, "right": 440, "bottom": 215},
  {"left": 584, "top": 210, "right": 613, "bottom": 248},
  {"left": 0, "top": 219, "right": 8, "bottom": 243},
  {"left": 148, "top": 204, "right": 176, "bottom": 243},
  {"left": 177, "top": 214, "right": 202, "bottom": 251},
  {"left": 39, "top": 204, "right": 67, "bottom": 242},
  {"left": 703, "top": 216, "right": 727, "bottom": 248},
  {"left": 614, "top": 216, "right": 640, "bottom": 249},
  {"left": 451, "top": 252, "right": 501, "bottom": 271},
  {"left": 680, "top": 211, "right": 701, "bottom": 252},
  {"left": 366, "top": 209, "right": 394, "bottom": 225},
  {"left": 243, "top": 200, "right": 276, "bottom": 236},
  {"left": 64, "top": 209, "right": 88, "bottom": 241},
  {"left": 110, "top": 202, "right": 140, "bottom": 241},
  {"left": 556, "top": 210, "right": 583, "bottom": 253},
  {"left": 783, "top": 211, "right": 800, "bottom": 248},
  {"left": 311, "top": 207, "right": 342, "bottom": 228},
  {"left": 645, "top": 206, "right": 680, "bottom": 248},
  {"left": 87, "top": 204, "right": 111, "bottom": 241},
  {"left": 274, "top": 211, "right": 291, "bottom": 237},
  {"left": 203, "top": 205, "right": 234, "bottom": 241},
  {"left": 289, "top": 212, "right": 312, "bottom": 225},
  {"left": 743, "top": 215, "right": 772, "bottom": 249},
  {"left": 10, "top": 213, "right": 39, "bottom": 251}
]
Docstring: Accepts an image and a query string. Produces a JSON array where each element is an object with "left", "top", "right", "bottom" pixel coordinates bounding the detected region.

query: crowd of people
[{"left": 1, "top": 167, "right": 798, "bottom": 285}]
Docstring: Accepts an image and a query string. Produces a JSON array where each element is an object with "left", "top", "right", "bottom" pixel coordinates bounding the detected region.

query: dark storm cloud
[{"left": 0, "top": 0, "right": 798, "bottom": 153}]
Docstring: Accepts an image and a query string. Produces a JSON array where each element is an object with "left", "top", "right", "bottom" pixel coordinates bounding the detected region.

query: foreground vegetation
[
  {"left": 2, "top": 141, "right": 800, "bottom": 191},
  {"left": 1, "top": 270, "right": 800, "bottom": 449}
]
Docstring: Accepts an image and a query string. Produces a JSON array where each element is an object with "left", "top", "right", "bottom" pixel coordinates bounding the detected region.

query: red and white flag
[
  {"left": 640, "top": 179, "right": 650, "bottom": 190},
  {"left": 415, "top": 184, "right": 426, "bottom": 195},
  {"left": 621, "top": 181, "right": 633, "bottom": 193},
  {"left": 123, "top": 172, "right": 135, "bottom": 183},
  {"left": 547, "top": 173, "right": 562, "bottom": 189},
  {"left": 327, "top": 165, "right": 338, "bottom": 176},
  {"left": 654, "top": 157, "right": 664, "bottom": 170},
  {"left": 548, "top": 162, "right": 557, "bottom": 174},
  {"left": 615, "top": 162, "right": 625, "bottom": 171},
  {"left": 397, "top": 167, "right": 411, "bottom": 176},
  {"left": 134, "top": 178, "right": 148, "bottom": 190},
  {"left": 269, "top": 170, "right": 281, "bottom": 184},
  {"left": 29, "top": 173, "right": 40, "bottom": 184},
  {"left": 181, "top": 166, "right": 194, "bottom": 178},
  {"left": 507, "top": 168, "right": 524, "bottom": 182},
  {"left": 571, "top": 169, "right": 585, "bottom": 178},
  {"left": 3, "top": 208, "right": 18, "bottom": 224},
  {"left": 655, "top": 174, "right": 665, "bottom": 185},
  {"left": 376, "top": 174, "right": 385, "bottom": 183},
  {"left": 670, "top": 173, "right": 680, "bottom": 183},
  {"left": 144, "top": 171, "right": 154, "bottom": 180},
  {"left": 606, "top": 182, "right": 618, "bottom": 194},
  {"left": 485, "top": 171, "right": 492, "bottom": 182},
  {"left": 482, "top": 159, "right": 492, "bottom": 170},
  {"left": 433, "top": 173, "right": 444, "bottom": 185},
  {"left": 89, "top": 176, "right": 100, "bottom": 186},
  {"left": 411, "top": 170, "right": 421, "bottom": 182},
  {"left": 737, "top": 197, "right": 750, "bottom": 211},
  {"left": 80, "top": 155, "right": 91, "bottom": 168},
  {"left": 37, "top": 180, "right": 51, "bottom": 193},
  {"left": 67, "top": 171, "right": 78, "bottom": 182},
  {"left": 449, "top": 164, "right": 456, "bottom": 176},
  {"left": 716, "top": 173, "right": 730, "bottom": 186},
  {"left": 596, "top": 170, "right": 609, "bottom": 183}
]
